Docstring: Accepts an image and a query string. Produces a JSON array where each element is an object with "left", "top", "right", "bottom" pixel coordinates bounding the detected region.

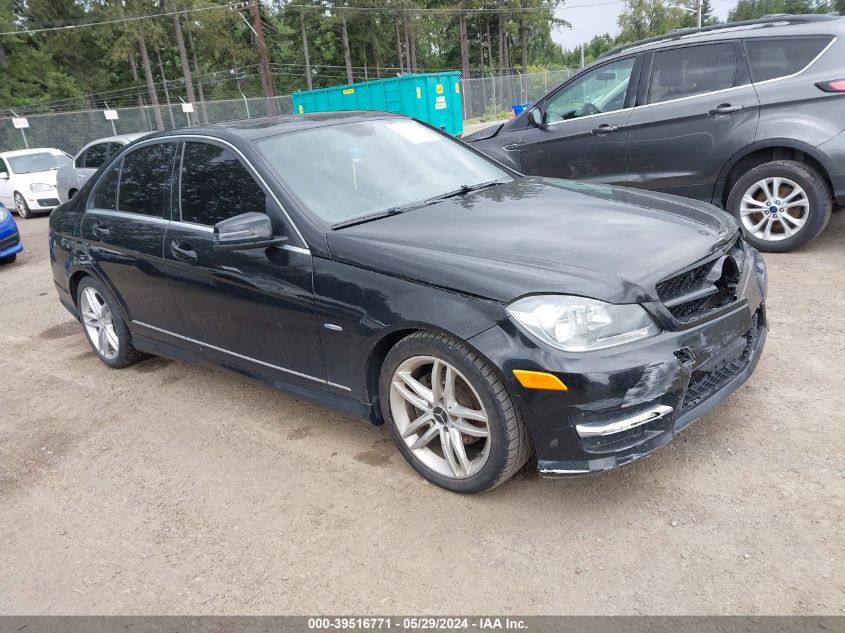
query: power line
[{"left": 0, "top": 2, "right": 247, "bottom": 38}]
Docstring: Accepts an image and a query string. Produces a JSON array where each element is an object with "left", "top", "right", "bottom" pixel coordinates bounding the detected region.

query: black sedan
[{"left": 48, "top": 112, "right": 767, "bottom": 493}]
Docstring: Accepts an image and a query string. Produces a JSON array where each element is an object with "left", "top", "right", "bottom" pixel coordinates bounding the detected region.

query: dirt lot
[{"left": 0, "top": 212, "right": 843, "bottom": 615}]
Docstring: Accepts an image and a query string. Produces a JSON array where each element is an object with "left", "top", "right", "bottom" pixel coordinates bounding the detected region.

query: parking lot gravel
[{"left": 0, "top": 212, "right": 843, "bottom": 615}]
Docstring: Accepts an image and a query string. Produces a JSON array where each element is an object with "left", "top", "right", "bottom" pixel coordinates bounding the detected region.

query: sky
[{"left": 552, "top": 0, "right": 739, "bottom": 51}]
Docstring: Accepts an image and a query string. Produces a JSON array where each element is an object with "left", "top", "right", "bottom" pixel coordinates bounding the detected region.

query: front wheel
[
  {"left": 379, "top": 331, "right": 532, "bottom": 494},
  {"left": 14, "top": 192, "right": 31, "bottom": 219},
  {"left": 0, "top": 253, "right": 16, "bottom": 264},
  {"left": 727, "top": 160, "right": 831, "bottom": 253}
]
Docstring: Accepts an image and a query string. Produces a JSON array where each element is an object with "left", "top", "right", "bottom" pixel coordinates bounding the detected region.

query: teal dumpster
[{"left": 291, "top": 72, "right": 463, "bottom": 136}]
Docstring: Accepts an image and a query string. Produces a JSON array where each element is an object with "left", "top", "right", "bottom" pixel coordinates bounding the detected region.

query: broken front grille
[
  {"left": 681, "top": 312, "right": 761, "bottom": 412},
  {"left": 656, "top": 237, "right": 746, "bottom": 322},
  {"left": 655, "top": 260, "right": 715, "bottom": 301}
]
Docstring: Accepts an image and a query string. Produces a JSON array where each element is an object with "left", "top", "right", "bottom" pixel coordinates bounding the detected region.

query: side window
[
  {"left": 81, "top": 143, "right": 108, "bottom": 170},
  {"left": 544, "top": 57, "right": 635, "bottom": 123},
  {"left": 106, "top": 142, "right": 124, "bottom": 157},
  {"left": 745, "top": 37, "right": 833, "bottom": 83},
  {"left": 117, "top": 142, "right": 177, "bottom": 217},
  {"left": 0, "top": 158, "right": 8, "bottom": 175},
  {"left": 648, "top": 43, "right": 736, "bottom": 104},
  {"left": 179, "top": 141, "right": 268, "bottom": 226},
  {"left": 90, "top": 160, "right": 120, "bottom": 211}
]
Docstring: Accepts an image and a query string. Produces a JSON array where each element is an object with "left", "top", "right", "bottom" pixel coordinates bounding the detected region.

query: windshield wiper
[
  {"left": 424, "top": 179, "right": 507, "bottom": 203},
  {"left": 331, "top": 180, "right": 508, "bottom": 230},
  {"left": 331, "top": 199, "right": 428, "bottom": 230}
]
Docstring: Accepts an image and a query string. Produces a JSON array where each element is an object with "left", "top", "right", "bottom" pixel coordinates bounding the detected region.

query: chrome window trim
[
  {"left": 133, "top": 319, "right": 350, "bottom": 392},
  {"left": 85, "top": 207, "right": 170, "bottom": 225},
  {"left": 170, "top": 220, "right": 214, "bottom": 233},
  {"left": 748, "top": 35, "right": 837, "bottom": 86},
  {"left": 633, "top": 84, "right": 747, "bottom": 111}
]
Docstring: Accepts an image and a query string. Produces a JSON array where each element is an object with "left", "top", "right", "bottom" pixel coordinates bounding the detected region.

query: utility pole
[
  {"left": 697, "top": 0, "right": 703, "bottom": 28},
  {"left": 250, "top": 0, "right": 278, "bottom": 115},
  {"left": 138, "top": 34, "right": 164, "bottom": 131},
  {"left": 173, "top": 11, "right": 197, "bottom": 125},
  {"left": 300, "top": 11, "right": 313, "bottom": 90}
]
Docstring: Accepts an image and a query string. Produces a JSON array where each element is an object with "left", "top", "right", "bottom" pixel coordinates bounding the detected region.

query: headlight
[
  {"left": 507, "top": 295, "right": 660, "bottom": 352},
  {"left": 30, "top": 183, "right": 54, "bottom": 192},
  {"left": 0, "top": 205, "right": 7, "bottom": 221}
]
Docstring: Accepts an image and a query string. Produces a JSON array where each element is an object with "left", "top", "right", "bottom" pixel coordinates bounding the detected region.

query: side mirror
[
  {"left": 0, "top": 172, "right": 8, "bottom": 180},
  {"left": 527, "top": 107, "right": 546, "bottom": 129},
  {"left": 213, "top": 212, "right": 288, "bottom": 252}
]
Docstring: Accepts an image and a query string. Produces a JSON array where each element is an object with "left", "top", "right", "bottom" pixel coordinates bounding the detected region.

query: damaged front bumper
[{"left": 468, "top": 248, "right": 768, "bottom": 477}]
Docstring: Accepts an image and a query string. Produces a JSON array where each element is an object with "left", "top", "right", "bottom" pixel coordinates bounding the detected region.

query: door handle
[
  {"left": 92, "top": 222, "right": 110, "bottom": 238},
  {"left": 170, "top": 240, "right": 197, "bottom": 262},
  {"left": 708, "top": 103, "right": 744, "bottom": 116},
  {"left": 591, "top": 123, "right": 619, "bottom": 135}
]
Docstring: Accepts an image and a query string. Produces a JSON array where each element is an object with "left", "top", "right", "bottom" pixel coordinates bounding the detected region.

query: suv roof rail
[{"left": 598, "top": 14, "right": 841, "bottom": 59}]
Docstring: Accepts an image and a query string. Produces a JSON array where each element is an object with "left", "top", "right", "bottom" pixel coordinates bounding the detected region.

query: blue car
[{"left": 0, "top": 201, "right": 23, "bottom": 263}]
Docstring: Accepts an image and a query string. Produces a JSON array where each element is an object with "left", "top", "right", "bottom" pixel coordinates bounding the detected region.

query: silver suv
[{"left": 466, "top": 14, "right": 845, "bottom": 252}]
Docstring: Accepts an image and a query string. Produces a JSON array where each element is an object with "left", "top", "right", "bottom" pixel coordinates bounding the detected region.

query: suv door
[
  {"left": 163, "top": 140, "right": 326, "bottom": 391},
  {"left": 625, "top": 41, "right": 760, "bottom": 201},
  {"left": 517, "top": 55, "right": 641, "bottom": 184},
  {"left": 81, "top": 140, "right": 183, "bottom": 333}
]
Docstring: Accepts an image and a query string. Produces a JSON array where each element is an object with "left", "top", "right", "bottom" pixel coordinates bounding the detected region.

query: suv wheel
[
  {"left": 727, "top": 160, "right": 831, "bottom": 253},
  {"left": 379, "top": 331, "right": 532, "bottom": 494}
]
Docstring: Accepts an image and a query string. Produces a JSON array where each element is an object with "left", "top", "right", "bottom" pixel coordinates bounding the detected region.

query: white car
[
  {"left": 56, "top": 133, "right": 146, "bottom": 203},
  {"left": 0, "top": 148, "right": 72, "bottom": 219}
]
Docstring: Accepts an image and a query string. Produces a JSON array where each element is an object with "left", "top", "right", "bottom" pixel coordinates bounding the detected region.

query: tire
[
  {"left": 0, "top": 253, "right": 16, "bottom": 264},
  {"left": 76, "top": 276, "right": 145, "bottom": 369},
  {"left": 14, "top": 192, "right": 31, "bottom": 219},
  {"left": 379, "top": 331, "right": 532, "bottom": 494},
  {"left": 727, "top": 160, "right": 831, "bottom": 253}
]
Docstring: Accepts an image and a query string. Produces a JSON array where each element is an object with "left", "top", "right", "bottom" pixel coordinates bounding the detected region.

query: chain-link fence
[
  {"left": 460, "top": 68, "right": 576, "bottom": 120},
  {"left": 0, "top": 69, "right": 576, "bottom": 154}
]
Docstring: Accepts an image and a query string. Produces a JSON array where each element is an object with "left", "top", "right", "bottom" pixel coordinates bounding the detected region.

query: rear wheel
[
  {"left": 379, "top": 331, "right": 531, "bottom": 494},
  {"left": 76, "top": 276, "right": 145, "bottom": 368},
  {"left": 14, "top": 192, "right": 31, "bottom": 219},
  {"left": 727, "top": 160, "right": 831, "bottom": 252}
]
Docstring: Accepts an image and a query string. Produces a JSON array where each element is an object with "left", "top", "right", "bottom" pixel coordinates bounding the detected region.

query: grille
[
  {"left": 36, "top": 198, "right": 60, "bottom": 207},
  {"left": 0, "top": 233, "right": 20, "bottom": 251},
  {"left": 681, "top": 313, "right": 760, "bottom": 412},
  {"left": 658, "top": 236, "right": 746, "bottom": 322},
  {"left": 655, "top": 260, "right": 715, "bottom": 301}
]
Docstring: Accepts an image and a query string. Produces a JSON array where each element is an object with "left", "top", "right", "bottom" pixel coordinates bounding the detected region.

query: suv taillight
[{"left": 816, "top": 79, "right": 845, "bottom": 92}]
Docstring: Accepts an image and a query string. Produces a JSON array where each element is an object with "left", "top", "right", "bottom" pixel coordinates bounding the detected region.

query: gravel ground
[{"left": 0, "top": 211, "right": 843, "bottom": 615}]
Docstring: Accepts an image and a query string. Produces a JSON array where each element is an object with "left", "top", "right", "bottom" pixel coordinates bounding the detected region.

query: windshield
[
  {"left": 8, "top": 152, "right": 70, "bottom": 174},
  {"left": 256, "top": 119, "right": 511, "bottom": 225}
]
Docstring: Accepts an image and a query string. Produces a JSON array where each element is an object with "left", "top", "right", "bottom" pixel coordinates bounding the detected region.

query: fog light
[{"left": 512, "top": 370, "right": 568, "bottom": 391}]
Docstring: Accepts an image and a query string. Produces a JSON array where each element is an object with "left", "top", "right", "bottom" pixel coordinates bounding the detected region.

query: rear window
[{"left": 744, "top": 36, "right": 833, "bottom": 83}]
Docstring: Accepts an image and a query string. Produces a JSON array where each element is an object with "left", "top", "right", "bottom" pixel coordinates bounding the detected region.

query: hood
[
  {"left": 11, "top": 169, "right": 59, "bottom": 188},
  {"left": 462, "top": 122, "right": 505, "bottom": 142},
  {"left": 326, "top": 178, "right": 737, "bottom": 304}
]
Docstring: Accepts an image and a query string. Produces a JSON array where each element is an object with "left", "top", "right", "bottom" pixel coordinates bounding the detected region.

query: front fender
[{"left": 313, "top": 257, "right": 506, "bottom": 403}]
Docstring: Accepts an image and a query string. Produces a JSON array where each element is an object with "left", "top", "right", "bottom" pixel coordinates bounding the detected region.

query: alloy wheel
[
  {"left": 389, "top": 355, "right": 491, "bottom": 479},
  {"left": 14, "top": 193, "right": 29, "bottom": 219},
  {"left": 739, "top": 177, "right": 809, "bottom": 242},
  {"left": 79, "top": 287, "right": 119, "bottom": 360}
]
